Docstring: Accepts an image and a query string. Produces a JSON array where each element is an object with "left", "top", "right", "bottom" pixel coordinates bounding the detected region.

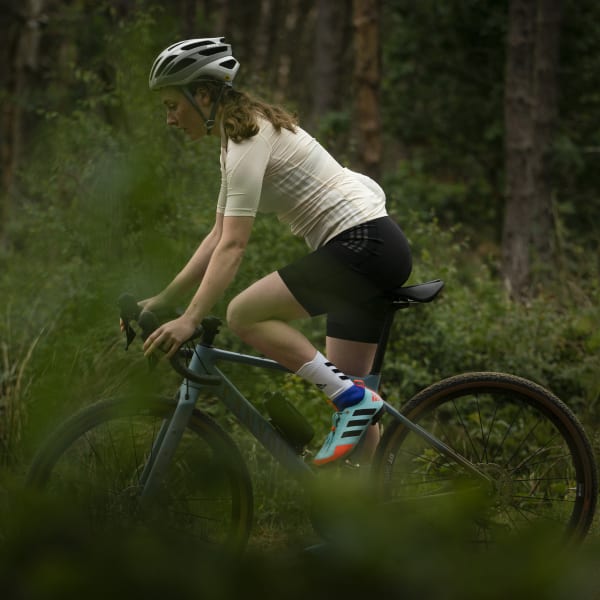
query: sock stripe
[
  {"left": 297, "top": 352, "right": 355, "bottom": 401},
  {"left": 325, "top": 362, "right": 348, "bottom": 378}
]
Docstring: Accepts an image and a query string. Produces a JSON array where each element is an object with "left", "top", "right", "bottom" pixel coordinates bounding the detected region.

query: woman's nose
[{"left": 167, "top": 113, "right": 177, "bottom": 126}]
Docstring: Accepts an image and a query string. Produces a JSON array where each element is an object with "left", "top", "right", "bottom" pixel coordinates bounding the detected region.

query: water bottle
[{"left": 265, "top": 392, "right": 314, "bottom": 453}]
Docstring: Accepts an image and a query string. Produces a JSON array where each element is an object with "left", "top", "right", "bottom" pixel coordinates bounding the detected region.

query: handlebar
[{"left": 117, "top": 293, "right": 222, "bottom": 387}]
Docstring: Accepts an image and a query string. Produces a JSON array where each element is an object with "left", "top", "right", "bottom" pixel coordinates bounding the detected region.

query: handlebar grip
[
  {"left": 117, "top": 294, "right": 221, "bottom": 385},
  {"left": 138, "top": 310, "right": 159, "bottom": 341},
  {"left": 118, "top": 293, "right": 141, "bottom": 321}
]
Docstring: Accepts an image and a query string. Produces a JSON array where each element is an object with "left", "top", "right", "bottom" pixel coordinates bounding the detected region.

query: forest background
[{"left": 1, "top": 0, "right": 600, "bottom": 597}]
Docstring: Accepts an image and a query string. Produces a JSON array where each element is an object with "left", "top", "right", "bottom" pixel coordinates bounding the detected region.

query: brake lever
[{"left": 118, "top": 294, "right": 142, "bottom": 350}]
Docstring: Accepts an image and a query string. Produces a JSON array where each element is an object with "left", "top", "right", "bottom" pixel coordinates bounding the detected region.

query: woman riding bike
[{"left": 142, "top": 37, "right": 412, "bottom": 465}]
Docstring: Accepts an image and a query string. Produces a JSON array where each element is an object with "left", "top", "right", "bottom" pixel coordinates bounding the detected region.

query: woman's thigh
[{"left": 227, "top": 271, "right": 310, "bottom": 327}]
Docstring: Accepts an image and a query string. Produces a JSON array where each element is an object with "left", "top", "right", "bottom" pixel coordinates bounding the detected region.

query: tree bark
[
  {"left": 313, "top": 0, "right": 344, "bottom": 120},
  {"left": 531, "top": 0, "right": 561, "bottom": 269},
  {"left": 502, "top": 0, "right": 561, "bottom": 299},
  {"left": 352, "top": 0, "right": 382, "bottom": 181},
  {"left": 1, "top": 0, "right": 47, "bottom": 244},
  {"left": 180, "top": 0, "right": 198, "bottom": 38}
]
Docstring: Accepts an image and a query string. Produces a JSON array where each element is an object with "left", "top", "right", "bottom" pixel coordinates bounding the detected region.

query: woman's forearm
[
  {"left": 184, "top": 241, "right": 245, "bottom": 324},
  {"left": 160, "top": 220, "right": 222, "bottom": 303}
]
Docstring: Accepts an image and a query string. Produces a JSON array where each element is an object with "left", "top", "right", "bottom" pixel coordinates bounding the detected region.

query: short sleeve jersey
[{"left": 216, "top": 118, "right": 387, "bottom": 250}]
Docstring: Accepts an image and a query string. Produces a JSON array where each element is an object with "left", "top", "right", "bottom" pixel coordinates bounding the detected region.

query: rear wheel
[
  {"left": 372, "top": 372, "right": 598, "bottom": 543},
  {"left": 27, "top": 396, "right": 254, "bottom": 554}
]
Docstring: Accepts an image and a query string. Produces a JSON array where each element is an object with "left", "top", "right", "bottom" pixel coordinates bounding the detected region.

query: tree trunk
[
  {"left": 531, "top": 0, "right": 561, "bottom": 269},
  {"left": 352, "top": 0, "right": 382, "bottom": 181},
  {"left": 313, "top": 0, "right": 344, "bottom": 121},
  {"left": 0, "top": 2, "right": 25, "bottom": 243},
  {"left": 180, "top": 0, "right": 198, "bottom": 38},
  {"left": 502, "top": 0, "right": 561, "bottom": 299}
]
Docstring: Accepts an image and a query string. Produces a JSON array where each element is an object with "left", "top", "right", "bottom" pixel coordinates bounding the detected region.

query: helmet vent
[
  {"left": 181, "top": 40, "right": 213, "bottom": 51},
  {"left": 199, "top": 45, "right": 227, "bottom": 56},
  {"left": 153, "top": 55, "right": 176, "bottom": 78},
  {"left": 220, "top": 59, "right": 237, "bottom": 70},
  {"left": 170, "top": 57, "right": 195, "bottom": 73}
]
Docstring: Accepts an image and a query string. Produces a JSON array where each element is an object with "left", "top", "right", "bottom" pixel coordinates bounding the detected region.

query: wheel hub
[{"left": 478, "top": 462, "right": 515, "bottom": 507}]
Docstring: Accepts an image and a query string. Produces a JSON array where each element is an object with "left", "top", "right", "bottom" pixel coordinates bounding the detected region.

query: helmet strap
[{"left": 182, "top": 84, "right": 227, "bottom": 134}]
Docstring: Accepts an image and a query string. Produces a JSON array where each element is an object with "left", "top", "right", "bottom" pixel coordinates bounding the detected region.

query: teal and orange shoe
[{"left": 313, "top": 388, "right": 384, "bottom": 466}]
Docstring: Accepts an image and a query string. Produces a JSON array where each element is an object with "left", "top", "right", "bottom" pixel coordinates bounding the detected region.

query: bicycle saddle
[{"left": 393, "top": 279, "right": 444, "bottom": 303}]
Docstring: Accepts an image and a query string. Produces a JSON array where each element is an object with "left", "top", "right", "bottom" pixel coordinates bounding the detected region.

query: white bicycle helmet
[{"left": 149, "top": 37, "right": 239, "bottom": 90}]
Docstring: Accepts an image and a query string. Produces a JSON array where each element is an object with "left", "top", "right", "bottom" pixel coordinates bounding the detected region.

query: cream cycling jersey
[{"left": 216, "top": 118, "right": 387, "bottom": 250}]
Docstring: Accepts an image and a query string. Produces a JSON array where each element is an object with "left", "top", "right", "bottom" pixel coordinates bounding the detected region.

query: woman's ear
[{"left": 194, "top": 88, "right": 212, "bottom": 107}]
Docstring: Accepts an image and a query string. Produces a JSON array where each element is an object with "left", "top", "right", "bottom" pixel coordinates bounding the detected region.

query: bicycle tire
[
  {"left": 27, "top": 396, "right": 254, "bottom": 554},
  {"left": 372, "top": 372, "right": 598, "bottom": 544}
]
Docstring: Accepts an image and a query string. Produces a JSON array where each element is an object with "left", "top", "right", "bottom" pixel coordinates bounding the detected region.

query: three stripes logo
[{"left": 325, "top": 361, "right": 350, "bottom": 381}]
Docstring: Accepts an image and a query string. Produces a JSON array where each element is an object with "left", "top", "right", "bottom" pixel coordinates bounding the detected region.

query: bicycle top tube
[
  {"left": 201, "top": 345, "right": 291, "bottom": 373},
  {"left": 191, "top": 344, "right": 382, "bottom": 392}
]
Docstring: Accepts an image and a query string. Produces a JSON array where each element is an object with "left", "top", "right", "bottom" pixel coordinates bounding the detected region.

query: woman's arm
[
  {"left": 143, "top": 213, "right": 224, "bottom": 310},
  {"left": 143, "top": 214, "right": 254, "bottom": 356},
  {"left": 183, "top": 215, "right": 254, "bottom": 324},
  {"left": 143, "top": 133, "right": 268, "bottom": 356}
]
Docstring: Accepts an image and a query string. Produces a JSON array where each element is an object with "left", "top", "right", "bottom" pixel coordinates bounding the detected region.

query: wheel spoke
[{"left": 26, "top": 398, "right": 253, "bottom": 554}]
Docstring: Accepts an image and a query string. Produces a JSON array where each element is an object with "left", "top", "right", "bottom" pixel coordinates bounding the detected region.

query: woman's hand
[
  {"left": 142, "top": 314, "right": 198, "bottom": 359},
  {"left": 138, "top": 294, "right": 171, "bottom": 314}
]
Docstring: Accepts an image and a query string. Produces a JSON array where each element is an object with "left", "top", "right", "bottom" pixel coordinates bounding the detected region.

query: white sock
[{"left": 296, "top": 351, "right": 354, "bottom": 400}]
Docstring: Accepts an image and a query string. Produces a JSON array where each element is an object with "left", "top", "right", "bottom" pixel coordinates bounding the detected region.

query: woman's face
[{"left": 160, "top": 88, "right": 210, "bottom": 140}]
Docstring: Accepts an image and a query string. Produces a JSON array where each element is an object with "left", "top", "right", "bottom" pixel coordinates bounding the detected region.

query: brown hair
[{"left": 191, "top": 81, "right": 298, "bottom": 143}]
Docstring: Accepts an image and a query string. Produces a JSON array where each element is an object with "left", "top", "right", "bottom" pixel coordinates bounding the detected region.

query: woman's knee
[
  {"left": 227, "top": 272, "right": 309, "bottom": 335},
  {"left": 226, "top": 293, "right": 251, "bottom": 335}
]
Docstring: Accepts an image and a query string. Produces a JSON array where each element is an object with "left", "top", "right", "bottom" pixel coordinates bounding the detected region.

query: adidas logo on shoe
[{"left": 314, "top": 388, "right": 384, "bottom": 466}]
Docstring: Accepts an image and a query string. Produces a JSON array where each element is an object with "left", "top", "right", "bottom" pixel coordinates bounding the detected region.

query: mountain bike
[{"left": 26, "top": 279, "right": 598, "bottom": 553}]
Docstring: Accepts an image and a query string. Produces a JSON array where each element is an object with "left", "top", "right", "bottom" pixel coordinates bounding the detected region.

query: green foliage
[
  {"left": 381, "top": 0, "right": 600, "bottom": 259},
  {"left": 554, "top": 0, "right": 600, "bottom": 252},
  {"left": 377, "top": 206, "right": 600, "bottom": 434},
  {"left": 1, "top": 478, "right": 600, "bottom": 599},
  {"left": 0, "top": 9, "right": 220, "bottom": 456},
  {"left": 382, "top": 0, "right": 506, "bottom": 237}
]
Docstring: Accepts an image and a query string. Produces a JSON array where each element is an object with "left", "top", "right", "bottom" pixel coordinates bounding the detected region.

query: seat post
[
  {"left": 368, "top": 279, "right": 444, "bottom": 378},
  {"left": 370, "top": 307, "right": 396, "bottom": 376}
]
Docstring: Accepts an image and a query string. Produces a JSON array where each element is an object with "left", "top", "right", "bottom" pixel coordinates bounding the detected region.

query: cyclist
[{"left": 142, "top": 38, "right": 412, "bottom": 466}]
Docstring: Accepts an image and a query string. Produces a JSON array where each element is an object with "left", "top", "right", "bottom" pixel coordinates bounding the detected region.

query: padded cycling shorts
[{"left": 278, "top": 216, "right": 412, "bottom": 343}]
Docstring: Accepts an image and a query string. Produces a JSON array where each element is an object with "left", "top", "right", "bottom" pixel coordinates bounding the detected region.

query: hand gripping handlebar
[{"left": 117, "top": 294, "right": 221, "bottom": 386}]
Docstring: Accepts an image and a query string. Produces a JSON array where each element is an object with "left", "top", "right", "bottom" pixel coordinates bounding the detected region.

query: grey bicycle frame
[{"left": 139, "top": 343, "right": 490, "bottom": 502}]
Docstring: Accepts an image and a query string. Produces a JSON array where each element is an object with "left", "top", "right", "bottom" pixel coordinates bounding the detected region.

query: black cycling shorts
[{"left": 278, "top": 216, "right": 412, "bottom": 343}]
